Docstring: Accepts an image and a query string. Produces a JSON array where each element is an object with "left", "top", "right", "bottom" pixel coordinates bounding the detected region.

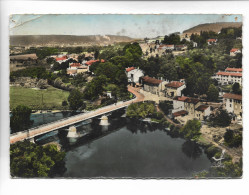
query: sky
[{"left": 9, "top": 14, "right": 242, "bottom": 38}]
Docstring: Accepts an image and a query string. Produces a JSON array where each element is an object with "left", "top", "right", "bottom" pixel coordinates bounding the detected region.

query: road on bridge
[{"left": 10, "top": 86, "right": 144, "bottom": 144}]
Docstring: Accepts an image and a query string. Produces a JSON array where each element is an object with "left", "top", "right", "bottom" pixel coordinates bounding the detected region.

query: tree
[
  {"left": 159, "top": 101, "right": 173, "bottom": 115},
  {"left": 126, "top": 102, "right": 156, "bottom": 119},
  {"left": 224, "top": 129, "right": 242, "bottom": 147},
  {"left": 67, "top": 89, "right": 85, "bottom": 111},
  {"left": 232, "top": 82, "right": 241, "bottom": 94},
  {"left": 10, "top": 105, "right": 33, "bottom": 133},
  {"left": 207, "top": 84, "right": 219, "bottom": 102},
  {"left": 62, "top": 100, "right": 68, "bottom": 107},
  {"left": 10, "top": 141, "right": 66, "bottom": 177},
  {"left": 180, "top": 119, "right": 201, "bottom": 141},
  {"left": 210, "top": 109, "right": 231, "bottom": 127}
]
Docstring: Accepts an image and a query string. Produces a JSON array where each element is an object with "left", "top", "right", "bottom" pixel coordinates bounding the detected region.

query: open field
[{"left": 10, "top": 86, "right": 70, "bottom": 110}]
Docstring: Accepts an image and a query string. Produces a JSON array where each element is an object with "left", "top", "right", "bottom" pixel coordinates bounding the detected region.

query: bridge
[{"left": 10, "top": 86, "right": 144, "bottom": 144}]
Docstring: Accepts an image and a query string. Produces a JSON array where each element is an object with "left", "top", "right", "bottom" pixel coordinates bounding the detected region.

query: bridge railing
[{"left": 10, "top": 96, "right": 138, "bottom": 137}]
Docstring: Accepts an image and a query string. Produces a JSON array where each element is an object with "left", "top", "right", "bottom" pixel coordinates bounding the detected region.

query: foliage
[
  {"left": 67, "top": 89, "right": 85, "bottom": 111},
  {"left": 224, "top": 129, "right": 242, "bottom": 148},
  {"left": 62, "top": 100, "right": 68, "bottom": 107},
  {"left": 10, "top": 141, "right": 66, "bottom": 177},
  {"left": 209, "top": 109, "right": 231, "bottom": 127},
  {"left": 10, "top": 105, "right": 33, "bottom": 133},
  {"left": 83, "top": 75, "right": 108, "bottom": 100},
  {"left": 70, "top": 73, "right": 87, "bottom": 87},
  {"left": 159, "top": 101, "right": 173, "bottom": 115},
  {"left": 126, "top": 102, "right": 156, "bottom": 119},
  {"left": 180, "top": 119, "right": 202, "bottom": 141},
  {"left": 10, "top": 66, "right": 49, "bottom": 80},
  {"left": 207, "top": 84, "right": 219, "bottom": 102},
  {"left": 232, "top": 82, "right": 242, "bottom": 94},
  {"left": 162, "top": 34, "right": 181, "bottom": 45}
]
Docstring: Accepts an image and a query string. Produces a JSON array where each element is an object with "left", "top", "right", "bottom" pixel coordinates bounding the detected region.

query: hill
[
  {"left": 10, "top": 35, "right": 135, "bottom": 47},
  {"left": 183, "top": 22, "right": 242, "bottom": 36}
]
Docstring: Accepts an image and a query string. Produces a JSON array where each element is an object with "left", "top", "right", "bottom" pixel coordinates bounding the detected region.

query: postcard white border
[{"left": 1, "top": 1, "right": 249, "bottom": 195}]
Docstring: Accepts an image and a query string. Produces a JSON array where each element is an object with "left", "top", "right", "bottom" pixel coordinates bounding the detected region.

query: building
[
  {"left": 212, "top": 68, "right": 242, "bottom": 85},
  {"left": 230, "top": 48, "right": 241, "bottom": 56},
  {"left": 175, "top": 45, "right": 187, "bottom": 51},
  {"left": 126, "top": 67, "right": 144, "bottom": 84},
  {"left": 67, "top": 63, "right": 88, "bottom": 75},
  {"left": 172, "top": 96, "right": 211, "bottom": 121},
  {"left": 207, "top": 39, "right": 218, "bottom": 45},
  {"left": 165, "top": 81, "right": 186, "bottom": 98},
  {"left": 195, "top": 105, "right": 211, "bottom": 120},
  {"left": 223, "top": 93, "right": 242, "bottom": 118},
  {"left": 55, "top": 56, "right": 68, "bottom": 64},
  {"left": 141, "top": 76, "right": 162, "bottom": 95}
]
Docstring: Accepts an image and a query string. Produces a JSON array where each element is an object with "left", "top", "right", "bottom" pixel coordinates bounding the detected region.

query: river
[{"left": 35, "top": 110, "right": 212, "bottom": 178}]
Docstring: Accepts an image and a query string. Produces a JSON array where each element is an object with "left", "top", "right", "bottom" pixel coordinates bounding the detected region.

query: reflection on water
[{"left": 34, "top": 109, "right": 211, "bottom": 178}]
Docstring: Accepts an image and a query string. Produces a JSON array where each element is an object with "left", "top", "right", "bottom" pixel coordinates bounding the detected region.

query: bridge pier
[{"left": 29, "top": 137, "right": 35, "bottom": 143}]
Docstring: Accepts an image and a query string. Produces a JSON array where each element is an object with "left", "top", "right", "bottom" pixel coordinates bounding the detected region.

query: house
[
  {"left": 55, "top": 56, "right": 68, "bottom": 64},
  {"left": 85, "top": 59, "right": 105, "bottom": 71},
  {"left": 207, "top": 39, "right": 218, "bottom": 45},
  {"left": 141, "top": 76, "right": 162, "bottom": 95},
  {"left": 126, "top": 68, "right": 144, "bottom": 85},
  {"left": 165, "top": 81, "right": 186, "bottom": 98},
  {"left": 67, "top": 69, "right": 77, "bottom": 76},
  {"left": 158, "top": 44, "right": 175, "bottom": 50},
  {"left": 212, "top": 70, "right": 242, "bottom": 85},
  {"left": 195, "top": 105, "right": 211, "bottom": 120},
  {"left": 69, "top": 63, "right": 81, "bottom": 69},
  {"left": 175, "top": 45, "right": 187, "bottom": 51},
  {"left": 223, "top": 93, "right": 242, "bottom": 118},
  {"left": 230, "top": 48, "right": 241, "bottom": 56},
  {"left": 172, "top": 96, "right": 211, "bottom": 121}
]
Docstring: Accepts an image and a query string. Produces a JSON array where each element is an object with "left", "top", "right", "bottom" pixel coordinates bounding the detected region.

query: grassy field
[{"left": 10, "top": 86, "right": 70, "bottom": 110}]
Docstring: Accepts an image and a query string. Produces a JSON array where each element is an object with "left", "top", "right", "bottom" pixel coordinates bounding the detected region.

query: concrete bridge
[{"left": 10, "top": 86, "right": 144, "bottom": 144}]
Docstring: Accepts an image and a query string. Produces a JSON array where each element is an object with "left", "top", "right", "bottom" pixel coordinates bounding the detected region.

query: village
[{"left": 9, "top": 20, "right": 243, "bottom": 178}]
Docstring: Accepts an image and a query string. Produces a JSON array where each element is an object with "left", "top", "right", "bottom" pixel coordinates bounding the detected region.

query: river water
[{"left": 35, "top": 110, "right": 212, "bottom": 178}]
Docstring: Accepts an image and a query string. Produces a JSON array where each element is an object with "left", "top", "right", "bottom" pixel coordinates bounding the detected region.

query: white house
[
  {"left": 230, "top": 48, "right": 241, "bottom": 56},
  {"left": 223, "top": 93, "right": 242, "bottom": 118},
  {"left": 207, "top": 39, "right": 218, "bottom": 45},
  {"left": 165, "top": 81, "right": 186, "bottom": 98},
  {"left": 126, "top": 68, "right": 144, "bottom": 84},
  {"left": 195, "top": 105, "right": 211, "bottom": 120},
  {"left": 172, "top": 96, "right": 189, "bottom": 113},
  {"left": 212, "top": 68, "right": 242, "bottom": 86}
]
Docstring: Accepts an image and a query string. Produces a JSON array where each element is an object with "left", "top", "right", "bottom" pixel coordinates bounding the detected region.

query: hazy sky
[{"left": 9, "top": 14, "right": 242, "bottom": 38}]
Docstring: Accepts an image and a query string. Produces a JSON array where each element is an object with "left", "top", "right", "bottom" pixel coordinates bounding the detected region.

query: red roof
[
  {"left": 207, "top": 39, "right": 217, "bottom": 42},
  {"left": 230, "top": 48, "right": 240, "bottom": 52},
  {"left": 196, "top": 105, "right": 209, "bottom": 111},
  {"left": 141, "top": 76, "right": 162, "bottom": 85},
  {"left": 216, "top": 72, "right": 242, "bottom": 77},
  {"left": 223, "top": 93, "right": 242, "bottom": 101},
  {"left": 225, "top": 68, "right": 242, "bottom": 72},
  {"left": 56, "top": 56, "right": 67, "bottom": 61},
  {"left": 173, "top": 96, "right": 189, "bottom": 101},
  {"left": 165, "top": 81, "right": 185, "bottom": 88},
  {"left": 126, "top": 67, "right": 135, "bottom": 72},
  {"left": 173, "top": 110, "right": 188, "bottom": 117},
  {"left": 173, "top": 96, "right": 199, "bottom": 104},
  {"left": 69, "top": 63, "right": 81, "bottom": 67},
  {"left": 85, "top": 59, "right": 105, "bottom": 66}
]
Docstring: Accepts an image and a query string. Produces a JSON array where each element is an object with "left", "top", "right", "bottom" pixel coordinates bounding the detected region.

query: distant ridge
[
  {"left": 10, "top": 35, "right": 135, "bottom": 47},
  {"left": 183, "top": 22, "right": 242, "bottom": 35}
]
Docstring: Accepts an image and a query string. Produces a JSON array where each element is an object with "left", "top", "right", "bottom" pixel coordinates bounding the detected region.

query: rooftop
[
  {"left": 195, "top": 105, "right": 209, "bottom": 111},
  {"left": 126, "top": 67, "right": 135, "bottom": 72},
  {"left": 173, "top": 110, "right": 188, "bottom": 117},
  {"left": 141, "top": 76, "right": 162, "bottom": 85},
  {"left": 207, "top": 39, "right": 217, "bottom": 42},
  {"left": 174, "top": 96, "right": 200, "bottom": 104},
  {"left": 230, "top": 48, "right": 240, "bottom": 52},
  {"left": 216, "top": 72, "right": 242, "bottom": 77},
  {"left": 223, "top": 93, "right": 242, "bottom": 101},
  {"left": 225, "top": 68, "right": 242, "bottom": 72},
  {"left": 165, "top": 81, "right": 185, "bottom": 88}
]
